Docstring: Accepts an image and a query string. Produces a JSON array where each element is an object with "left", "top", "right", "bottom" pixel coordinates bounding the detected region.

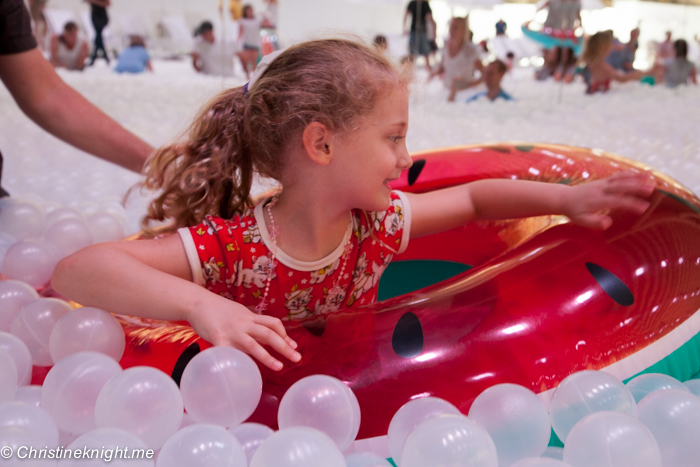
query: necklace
[{"left": 254, "top": 196, "right": 354, "bottom": 315}]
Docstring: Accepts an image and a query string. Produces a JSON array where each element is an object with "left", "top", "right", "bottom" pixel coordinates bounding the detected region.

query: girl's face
[
  {"left": 449, "top": 20, "right": 466, "bottom": 41},
  {"left": 330, "top": 84, "right": 412, "bottom": 212},
  {"left": 244, "top": 6, "right": 254, "bottom": 18}
]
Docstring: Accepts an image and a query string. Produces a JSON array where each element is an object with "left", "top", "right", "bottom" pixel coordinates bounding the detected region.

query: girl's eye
[{"left": 390, "top": 136, "right": 404, "bottom": 143}]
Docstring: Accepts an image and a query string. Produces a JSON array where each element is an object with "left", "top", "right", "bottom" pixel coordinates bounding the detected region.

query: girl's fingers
[
  {"left": 250, "top": 325, "right": 302, "bottom": 364},
  {"left": 255, "top": 315, "right": 298, "bottom": 349},
  {"left": 574, "top": 213, "right": 612, "bottom": 230},
  {"left": 604, "top": 178, "right": 655, "bottom": 197},
  {"left": 240, "top": 335, "right": 284, "bottom": 371}
]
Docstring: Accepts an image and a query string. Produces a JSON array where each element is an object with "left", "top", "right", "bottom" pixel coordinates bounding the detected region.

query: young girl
[
  {"left": 52, "top": 39, "right": 655, "bottom": 373},
  {"left": 581, "top": 30, "right": 645, "bottom": 94},
  {"left": 238, "top": 4, "right": 269, "bottom": 79}
]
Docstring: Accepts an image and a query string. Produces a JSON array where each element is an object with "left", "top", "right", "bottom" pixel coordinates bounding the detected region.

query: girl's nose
[{"left": 398, "top": 149, "right": 413, "bottom": 170}]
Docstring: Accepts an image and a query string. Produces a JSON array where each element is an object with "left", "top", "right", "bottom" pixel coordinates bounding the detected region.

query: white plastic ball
[
  {"left": 180, "top": 346, "right": 261, "bottom": 428},
  {"left": 0, "top": 232, "right": 15, "bottom": 267},
  {"left": 541, "top": 446, "right": 565, "bottom": 460},
  {"left": 0, "top": 401, "right": 59, "bottom": 447},
  {"left": 684, "top": 378, "right": 700, "bottom": 397},
  {"left": 400, "top": 414, "right": 498, "bottom": 467},
  {"left": 61, "top": 428, "right": 154, "bottom": 467},
  {"left": 41, "top": 351, "right": 122, "bottom": 435},
  {"left": 512, "top": 459, "right": 572, "bottom": 467},
  {"left": 49, "top": 307, "right": 125, "bottom": 362},
  {"left": 94, "top": 366, "right": 183, "bottom": 449},
  {"left": 625, "top": 373, "right": 690, "bottom": 403},
  {"left": 387, "top": 397, "right": 461, "bottom": 465},
  {"left": 44, "top": 208, "right": 84, "bottom": 228},
  {"left": 0, "top": 426, "right": 56, "bottom": 466},
  {"left": 549, "top": 370, "right": 637, "bottom": 441},
  {"left": 156, "top": 424, "right": 247, "bottom": 467},
  {"left": 0, "top": 348, "right": 18, "bottom": 403},
  {"left": 2, "top": 240, "right": 56, "bottom": 287},
  {"left": 13, "top": 386, "right": 42, "bottom": 407},
  {"left": 0, "top": 331, "right": 32, "bottom": 385},
  {"left": 345, "top": 452, "right": 393, "bottom": 467},
  {"left": 468, "top": 383, "right": 551, "bottom": 466},
  {"left": 0, "top": 280, "right": 39, "bottom": 332},
  {"left": 11, "top": 298, "right": 72, "bottom": 366},
  {"left": 637, "top": 389, "right": 700, "bottom": 467},
  {"left": 249, "top": 427, "right": 346, "bottom": 467},
  {"left": 0, "top": 201, "right": 44, "bottom": 240},
  {"left": 277, "top": 374, "right": 360, "bottom": 452},
  {"left": 228, "top": 422, "right": 274, "bottom": 465},
  {"left": 563, "top": 411, "right": 661, "bottom": 467},
  {"left": 43, "top": 219, "right": 93, "bottom": 260},
  {"left": 86, "top": 212, "right": 126, "bottom": 243}
]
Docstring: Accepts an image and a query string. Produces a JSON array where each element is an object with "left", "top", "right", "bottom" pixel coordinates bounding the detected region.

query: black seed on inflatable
[
  {"left": 408, "top": 159, "right": 426, "bottom": 186},
  {"left": 515, "top": 145, "right": 535, "bottom": 152},
  {"left": 585, "top": 262, "right": 634, "bottom": 306},
  {"left": 303, "top": 318, "right": 326, "bottom": 337},
  {"left": 171, "top": 342, "right": 201, "bottom": 386},
  {"left": 392, "top": 312, "right": 424, "bottom": 358}
]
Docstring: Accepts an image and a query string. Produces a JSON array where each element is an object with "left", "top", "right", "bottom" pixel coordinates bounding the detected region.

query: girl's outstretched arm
[
  {"left": 406, "top": 170, "right": 656, "bottom": 239},
  {"left": 51, "top": 235, "right": 300, "bottom": 371}
]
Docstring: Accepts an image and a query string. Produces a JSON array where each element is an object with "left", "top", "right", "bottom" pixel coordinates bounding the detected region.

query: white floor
[{"left": 1, "top": 58, "right": 698, "bottom": 234}]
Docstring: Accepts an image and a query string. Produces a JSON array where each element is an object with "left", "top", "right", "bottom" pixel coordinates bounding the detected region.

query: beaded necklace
[{"left": 254, "top": 196, "right": 354, "bottom": 314}]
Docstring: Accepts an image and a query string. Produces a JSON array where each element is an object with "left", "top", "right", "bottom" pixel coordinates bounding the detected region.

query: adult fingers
[{"left": 250, "top": 325, "right": 302, "bottom": 364}]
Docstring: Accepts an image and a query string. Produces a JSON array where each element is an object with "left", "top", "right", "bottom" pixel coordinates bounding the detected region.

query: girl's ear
[{"left": 302, "top": 122, "right": 333, "bottom": 165}]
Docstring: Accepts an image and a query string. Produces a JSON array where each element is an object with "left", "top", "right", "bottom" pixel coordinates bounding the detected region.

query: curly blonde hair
[
  {"left": 141, "top": 39, "right": 408, "bottom": 231},
  {"left": 582, "top": 30, "right": 614, "bottom": 65}
]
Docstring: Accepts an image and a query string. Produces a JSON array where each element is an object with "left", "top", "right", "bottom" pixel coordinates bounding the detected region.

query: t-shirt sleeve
[
  {"left": 370, "top": 191, "right": 412, "bottom": 255},
  {"left": 0, "top": 0, "right": 38, "bottom": 55},
  {"left": 178, "top": 216, "right": 240, "bottom": 296}
]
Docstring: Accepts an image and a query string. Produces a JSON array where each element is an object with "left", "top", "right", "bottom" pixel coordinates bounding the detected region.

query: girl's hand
[
  {"left": 563, "top": 171, "right": 655, "bottom": 230},
  {"left": 186, "top": 295, "right": 302, "bottom": 371}
]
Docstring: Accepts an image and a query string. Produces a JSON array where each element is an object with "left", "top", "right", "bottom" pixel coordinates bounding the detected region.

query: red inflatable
[{"left": 36, "top": 143, "right": 700, "bottom": 440}]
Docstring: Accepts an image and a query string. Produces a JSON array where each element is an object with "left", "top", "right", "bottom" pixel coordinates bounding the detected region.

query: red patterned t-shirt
[{"left": 178, "top": 191, "right": 411, "bottom": 321}]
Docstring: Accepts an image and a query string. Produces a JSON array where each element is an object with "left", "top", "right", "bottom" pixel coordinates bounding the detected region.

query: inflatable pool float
[
  {"left": 33, "top": 143, "right": 700, "bottom": 442},
  {"left": 521, "top": 23, "right": 583, "bottom": 56}
]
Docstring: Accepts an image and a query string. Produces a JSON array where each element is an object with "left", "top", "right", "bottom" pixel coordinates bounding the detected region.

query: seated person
[
  {"left": 373, "top": 34, "right": 388, "bottom": 53},
  {"left": 581, "top": 30, "right": 644, "bottom": 94},
  {"left": 429, "top": 17, "right": 483, "bottom": 102},
  {"left": 192, "top": 20, "right": 237, "bottom": 77},
  {"left": 50, "top": 21, "right": 88, "bottom": 71},
  {"left": 661, "top": 39, "right": 696, "bottom": 88},
  {"left": 466, "top": 60, "right": 513, "bottom": 102},
  {"left": 115, "top": 35, "right": 151, "bottom": 73},
  {"left": 607, "top": 27, "right": 639, "bottom": 72}
]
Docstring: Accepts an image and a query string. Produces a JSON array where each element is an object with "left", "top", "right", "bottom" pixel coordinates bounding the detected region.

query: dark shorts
[
  {"left": 0, "top": 150, "right": 8, "bottom": 198},
  {"left": 243, "top": 44, "right": 259, "bottom": 51},
  {"left": 409, "top": 31, "right": 430, "bottom": 56}
]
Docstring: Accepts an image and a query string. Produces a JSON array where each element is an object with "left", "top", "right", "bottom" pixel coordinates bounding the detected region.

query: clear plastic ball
[
  {"left": 0, "top": 232, "right": 15, "bottom": 268},
  {"left": 387, "top": 397, "right": 461, "bottom": 465},
  {"left": 228, "top": 422, "right": 274, "bottom": 465},
  {"left": 637, "top": 389, "right": 700, "bottom": 467},
  {"left": 0, "top": 348, "right": 18, "bottom": 403},
  {"left": 0, "top": 331, "right": 32, "bottom": 385},
  {"left": 400, "top": 414, "right": 498, "bottom": 467},
  {"left": 249, "top": 427, "right": 346, "bottom": 467},
  {"left": 541, "top": 447, "right": 565, "bottom": 461},
  {"left": 44, "top": 208, "right": 84, "bottom": 228},
  {"left": 94, "top": 366, "right": 183, "bottom": 449},
  {"left": 180, "top": 347, "right": 261, "bottom": 428},
  {"left": 0, "top": 280, "right": 40, "bottom": 332},
  {"left": 156, "top": 424, "right": 247, "bottom": 467},
  {"left": 61, "top": 428, "right": 154, "bottom": 467},
  {"left": 13, "top": 386, "right": 42, "bottom": 407},
  {"left": 512, "top": 459, "right": 572, "bottom": 467},
  {"left": 684, "top": 378, "right": 700, "bottom": 397},
  {"left": 277, "top": 374, "right": 360, "bottom": 452},
  {"left": 0, "top": 401, "right": 59, "bottom": 447},
  {"left": 345, "top": 452, "right": 393, "bottom": 467},
  {"left": 0, "top": 201, "right": 44, "bottom": 240},
  {"left": 86, "top": 212, "right": 126, "bottom": 243},
  {"left": 43, "top": 219, "right": 93, "bottom": 260},
  {"left": 41, "top": 351, "right": 122, "bottom": 435},
  {"left": 625, "top": 373, "right": 690, "bottom": 403},
  {"left": 468, "top": 383, "right": 551, "bottom": 466},
  {"left": 563, "top": 411, "right": 661, "bottom": 467},
  {"left": 549, "top": 370, "right": 637, "bottom": 441},
  {"left": 10, "top": 298, "right": 72, "bottom": 366},
  {"left": 2, "top": 240, "right": 57, "bottom": 287},
  {"left": 49, "top": 307, "right": 125, "bottom": 363},
  {"left": 0, "top": 426, "right": 56, "bottom": 466}
]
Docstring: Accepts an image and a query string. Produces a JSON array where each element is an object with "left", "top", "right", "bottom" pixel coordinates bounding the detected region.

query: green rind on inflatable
[{"left": 378, "top": 260, "right": 473, "bottom": 301}]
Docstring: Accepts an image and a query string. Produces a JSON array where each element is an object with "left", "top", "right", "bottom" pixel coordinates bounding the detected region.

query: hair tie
[
  {"left": 242, "top": 82, "right": 249, "bottom": 95},
  {"left": 245, "top": 48, "right": 287, "bottom": 94}
]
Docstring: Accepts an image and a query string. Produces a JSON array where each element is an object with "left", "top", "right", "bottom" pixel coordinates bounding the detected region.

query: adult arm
[
  {"left": 406, "top": 171, "right": 655, "bottom": 239},
  {"left": 0, "top": 48, "right": 152, "bottom": 172},
  {"left": 191, "top": 51, "right": 203, "bottom": 72},
  {"left": 52, "top": 234, "right": 301, "bottom": 371},
  {"left": 691, "top": 66, "right": 697, "bottom": 84},
  {"left": 49, "top": 35, "right": 60, "bottom": 67}
]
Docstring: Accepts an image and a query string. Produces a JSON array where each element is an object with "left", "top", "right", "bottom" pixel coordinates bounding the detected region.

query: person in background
[
  {"left": 466, "top": 59, "right": 513, "bottom": 102},
  {"left": 262, "top": 0, "right": 278, "bottom": 29},
  {"left": 373, "top": 35, "right": 389, "bottom": 53},
  {"left": 115, "top": 35, "right": 152, "bottom": 74},
  {"left": 0, "top": 0, "right": 153, "bottom": 198},
  {"left": 661, "top": 39, "right": 697, "bottom": 88},
  {"left": 554, "top": 47, "right": 577, "bottom": 82},
  {"left": 535, "top": 47, "right": 561, "bottom": 80},
  {"left": 219, "top": 0, "right": 243, "bottom": 20},
  {"left": 581, "top": 30, "right": 645, "bottom": 94},
  {"left": 495, "top": 19, "right": 507, "bottom": 36},
  {"left": 429, "top": 16, "right": 483, "bottom": 102},
  {"left": 86, "top": 0, "right": 110, "bottom": 65},
  {"left": 656, "top": 31, "right": 674, "bottom": 63},
  {"left": 238, "top": 4, "right": 271, "bottom": 79},
  {"left": 404, "top": 0, "right": 433, "bottom": 71},
  {"left": 607, "top": 27, "right": 639, "bottom": 72},
  {"left": 192, "top": 20, "right": 237, "bottom": 77},
  {"left": 50, "top": 21, "right": 88, "bottom": 71},
  {"left": 28, "top": 0, "right": 49, "bottom": 51}
]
